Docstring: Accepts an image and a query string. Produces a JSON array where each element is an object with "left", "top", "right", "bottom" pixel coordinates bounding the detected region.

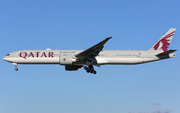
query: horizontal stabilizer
[{"left": 156, "top": 49, "right": 177, "bottom": 56}]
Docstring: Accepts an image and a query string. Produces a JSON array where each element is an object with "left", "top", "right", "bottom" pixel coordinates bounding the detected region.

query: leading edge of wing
[{"left": 75, "top": 37, "right": 112, "bottom": 59}]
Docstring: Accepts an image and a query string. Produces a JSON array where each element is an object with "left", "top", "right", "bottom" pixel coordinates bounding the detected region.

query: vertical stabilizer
[{"left": 148, "top": 28, "right": 176, "bottom": 52}]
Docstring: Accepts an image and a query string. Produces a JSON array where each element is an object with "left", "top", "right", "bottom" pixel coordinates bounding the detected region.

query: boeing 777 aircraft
[{"left": 3, "top": 28, "right": 177, "bottom": 74}]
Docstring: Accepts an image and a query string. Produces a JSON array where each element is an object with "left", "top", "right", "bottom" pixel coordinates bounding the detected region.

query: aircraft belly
[
  {"left": 12, "top": 57, "right": 59, "bottom": 64},
  {"left": 105, "top": 58, "right": 144, "bottom": 64},
  {"left": 97, "top": 57, "right": 159, "bottom": 65}
]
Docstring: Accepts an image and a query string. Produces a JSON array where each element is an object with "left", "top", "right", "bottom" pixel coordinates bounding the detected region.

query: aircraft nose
[
  {"left": 3, "top": 54, "right": 14, "bottom": 63},
  {"left": 3, "top": 53, "right": 10, "bottom": 61},
  {"left": 3, "top": 56, "right": 8, "bottom": 61}
]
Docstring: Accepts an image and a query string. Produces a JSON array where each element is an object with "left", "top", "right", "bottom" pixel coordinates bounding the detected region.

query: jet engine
[
  {"left": 59, "top": 56, "right": 76, "bottom": 65},
  {"left": 65, "top": 65, "right": 82, "bottom": 71}
]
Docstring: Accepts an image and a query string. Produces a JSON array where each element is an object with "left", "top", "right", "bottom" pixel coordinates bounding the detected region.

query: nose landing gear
[
  {"left": 84, "top": 65, "right": 97, "bottom": 74},
  {"left": 15, "top": 67, "right": 18, "bottom": 71},
  {"left": 12, "top": 63, "right": 18, "bottom": 71}
]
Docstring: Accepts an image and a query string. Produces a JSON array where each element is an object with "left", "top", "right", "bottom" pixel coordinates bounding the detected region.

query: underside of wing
[{"left": 75, "top": 37, "right": 112, "bottom": 63}]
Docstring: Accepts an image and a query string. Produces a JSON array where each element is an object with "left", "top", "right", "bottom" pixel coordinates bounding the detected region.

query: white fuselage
[
  {"left": 3, "top": 28, "right": 177, "bottom": 73},
  {"left": 3, "top": 49, "right": 175, "bottom": 65}
]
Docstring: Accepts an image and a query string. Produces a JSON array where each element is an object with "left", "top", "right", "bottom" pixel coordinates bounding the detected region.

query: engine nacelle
[
  {"left": 65, "top": 65, "right": 82, "bottom": 71},
  {"left": 59, "top": 56, "right": 76, "bottom": 65}
]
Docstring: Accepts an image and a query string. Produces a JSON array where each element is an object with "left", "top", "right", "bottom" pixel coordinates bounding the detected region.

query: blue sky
[{"left": 0, "top": 0, "right": 180, "bottom": 113}]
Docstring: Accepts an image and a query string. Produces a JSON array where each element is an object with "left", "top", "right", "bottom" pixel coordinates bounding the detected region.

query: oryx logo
[{"left": 153, "top": 31, "right": 175, "bottom": 52}]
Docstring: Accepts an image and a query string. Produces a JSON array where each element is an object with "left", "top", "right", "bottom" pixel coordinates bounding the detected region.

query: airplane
[{"left": 3, "top": 28, "right": 177, "bottom": 74}]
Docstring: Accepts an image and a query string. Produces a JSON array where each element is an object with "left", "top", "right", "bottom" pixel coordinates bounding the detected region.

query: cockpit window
[{"left": 6, "top": 54, "right": 10, "bottom": 56}]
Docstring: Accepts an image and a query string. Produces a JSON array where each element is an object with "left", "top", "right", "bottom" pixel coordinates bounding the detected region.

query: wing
[{"left": 75, "top": 37, "right": 112, "bottom": 63}]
